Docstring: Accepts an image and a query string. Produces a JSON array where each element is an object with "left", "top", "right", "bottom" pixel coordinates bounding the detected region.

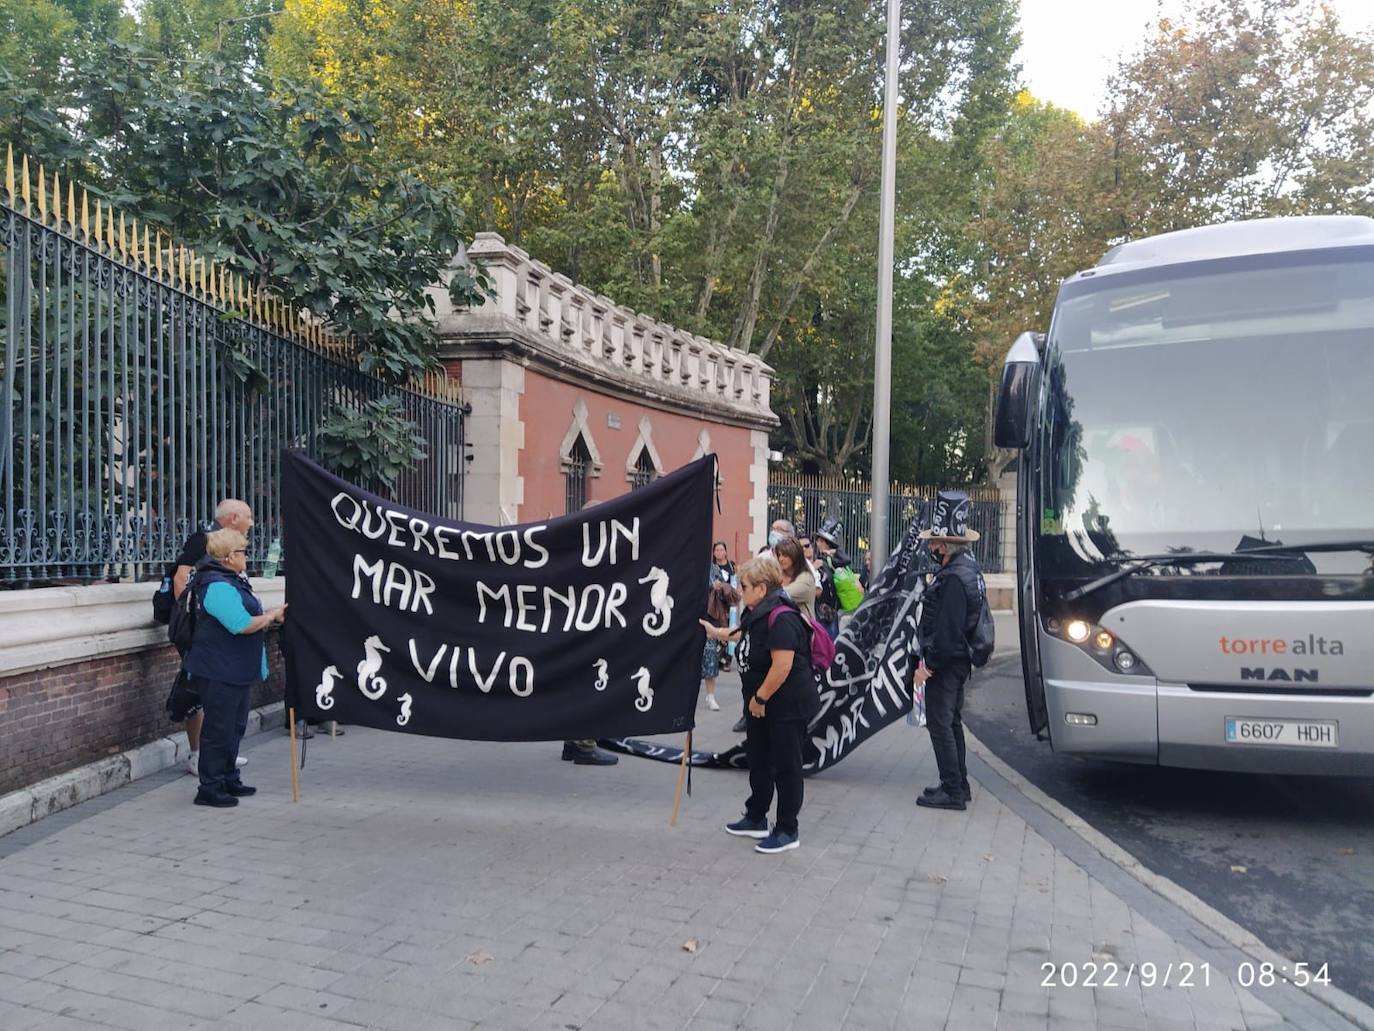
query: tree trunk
[
  {"left": 756, "top": 175, "right": 866, "bottom": 360},
  {"left": 727, "top": 140, "right": 791, "bottom": 352}
]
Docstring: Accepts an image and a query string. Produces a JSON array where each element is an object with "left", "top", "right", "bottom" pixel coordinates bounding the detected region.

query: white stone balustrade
[{"left": 435, "top": 233, "right": 774, "bottom": 425}]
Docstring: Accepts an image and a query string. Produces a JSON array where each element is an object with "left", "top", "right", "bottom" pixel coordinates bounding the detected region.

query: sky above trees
[{"left": 1018, "top": 0, "right": 1374, "bottom": 118}]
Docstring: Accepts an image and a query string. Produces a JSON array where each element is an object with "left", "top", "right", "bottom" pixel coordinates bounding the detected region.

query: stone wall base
[
  {"left": 0, "top": 700, "right": 286, "bottom": 838},
  {"left": 1, "top": 632, "right": 285, "bottom": 798}
]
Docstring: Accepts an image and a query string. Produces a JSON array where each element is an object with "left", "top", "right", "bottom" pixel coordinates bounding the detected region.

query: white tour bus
[{"left": 995, "top": 216, "right": 1374, "bottom": 774}]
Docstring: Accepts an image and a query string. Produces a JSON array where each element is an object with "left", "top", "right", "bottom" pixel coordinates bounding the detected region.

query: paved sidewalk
[{"left": 0, "top": 673, "right": 1361, "bottom": 1031}]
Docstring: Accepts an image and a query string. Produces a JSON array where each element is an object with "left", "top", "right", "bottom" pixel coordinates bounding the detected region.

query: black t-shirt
[
  {"left": 175, "top": 530, "right": 208, "bottom": 570},
  {"left": 737, "top": 591, "right": 820, "bottom": 721}
]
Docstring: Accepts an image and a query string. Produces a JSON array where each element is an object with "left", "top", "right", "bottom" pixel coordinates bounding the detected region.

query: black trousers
[
  {"left": 924, "top": 664, "right": 970, "bottom": 795},
  {"left": 196, "top": 677, "right": 250, "bottom": 794},
  {"left": 743, "top": 714, "right": 807, "bottom": 836}
]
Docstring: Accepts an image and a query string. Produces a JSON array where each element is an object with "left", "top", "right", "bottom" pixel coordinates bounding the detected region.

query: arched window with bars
[
  {"left": 565, "top": 436, "right": 592, "bottom": 513},
  {"left": 630, "top": 448, "right": 658, "bottom": 490}
]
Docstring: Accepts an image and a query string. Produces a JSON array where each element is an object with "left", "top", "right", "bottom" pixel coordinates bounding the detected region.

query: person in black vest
[
  {"left": 702, "top": 555, "right": 820, "bottom": 854},
  {"left": 913, "top": 491, "right": 983, "bottom": 812},
  {"left": 171, "top": 498, "right": 255, "bottom": 776},
  {"left": 185, "top": 529, "right": 285, "bottom": 808}
]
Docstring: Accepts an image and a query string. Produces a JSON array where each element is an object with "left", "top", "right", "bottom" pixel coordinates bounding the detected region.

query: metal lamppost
[{"left": 869, "top": 0, "right": 901, "bottom": 572}]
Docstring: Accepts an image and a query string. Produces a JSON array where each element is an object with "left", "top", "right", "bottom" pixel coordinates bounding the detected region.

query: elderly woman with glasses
[{"left": 184, "top": 528, "right": 286, "bottom": 808}]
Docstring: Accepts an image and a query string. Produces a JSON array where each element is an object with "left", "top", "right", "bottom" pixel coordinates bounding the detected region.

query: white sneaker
[
  {"left": 706, "top": 695, "right": 720, "bottom": 711},
  {"left": 235, "top": 757, "right": 247, "bottom": 768},
  {"left": 184, "top": 751, "right": 198, "bottom": 776}
]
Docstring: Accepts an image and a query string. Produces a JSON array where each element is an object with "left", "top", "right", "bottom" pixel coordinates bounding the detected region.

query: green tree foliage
[
  {"left": 270, "top": 0, "right": 1019, "bottom": 480},
  {"left": 1106, "top": 0, "right": 1374, "bottom": 234},
  {"left": 0, "top": 37, "right": 483, "bottom": 383}
]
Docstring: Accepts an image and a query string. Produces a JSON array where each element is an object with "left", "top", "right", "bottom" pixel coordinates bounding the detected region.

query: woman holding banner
[{"left": 702, "top": 555, "right": 819, "bottom": 854}]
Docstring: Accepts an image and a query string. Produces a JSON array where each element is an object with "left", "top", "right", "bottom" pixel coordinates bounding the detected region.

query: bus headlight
[{"left": 1044, "top": 615, "right": 1153, "bottom": 677}]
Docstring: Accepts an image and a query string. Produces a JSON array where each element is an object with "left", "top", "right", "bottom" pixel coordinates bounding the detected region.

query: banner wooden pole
[
  {"left": 669, "top": 732, "right": 691, "bottom": 827},
  {"left": 287, "top": 707, "right": 301, "bottom": 803}
]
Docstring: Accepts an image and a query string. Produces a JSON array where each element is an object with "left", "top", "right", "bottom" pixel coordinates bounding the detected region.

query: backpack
[
  {"left": 832, "top": 565, "right": 864, "bottom": 613},
  {"left": 768, "top": 604, "right": 836, "bottom": 671},
  {"left": 952, "top": 555, "right": 995, "bottom": 667},
  {"left": 967, "top": 581, "right": 995, "bottom": 668},
  {"left": 151, "top": 566, "right": 176, "bottom": 624},
  {"left": 167, "top": 570, "right": 202, "bottom": 658}
]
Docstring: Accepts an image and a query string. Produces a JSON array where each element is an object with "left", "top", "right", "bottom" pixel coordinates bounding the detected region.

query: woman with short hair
[
  {"left": 702, "top": 555, "right": 820, "bottom": 854},
  {"left": 184, "top": 529, "right": 285, "bottom": 808},
  {"left": 772, "top": 537, "right": 817, "bottom": 622}
]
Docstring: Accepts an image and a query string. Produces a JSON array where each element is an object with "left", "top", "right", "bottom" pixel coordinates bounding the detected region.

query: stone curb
[
  {"left": 0, "top": 701, "right": 285, "bottom": 839},
  {"left": 965, "top": 725, "right": 1374, "bottom": 1031}
]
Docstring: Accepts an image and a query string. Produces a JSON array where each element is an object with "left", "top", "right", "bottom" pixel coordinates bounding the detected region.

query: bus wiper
[
  {"left": 1061, "top": 552, "right": 1292, "bottom": 602},
  {"left": 1227, "top": 538, "right": 1374, "bottom": 555}
]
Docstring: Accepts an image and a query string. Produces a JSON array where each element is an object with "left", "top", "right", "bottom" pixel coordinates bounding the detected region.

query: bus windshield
[{"left": 1039, "top": 251, "right": 1374, "bottom": 578}]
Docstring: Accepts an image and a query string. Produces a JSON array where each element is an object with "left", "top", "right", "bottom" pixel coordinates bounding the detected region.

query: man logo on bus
[{"left": 1240, "top": 667, "right": 1319, "bottom": 683}]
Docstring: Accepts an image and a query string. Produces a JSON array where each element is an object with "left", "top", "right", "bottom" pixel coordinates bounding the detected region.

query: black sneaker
[
  {"left": 193, "top": 790, "right": 239, "bottom": 808},
  {"left": 731, "top": 716, "right": 747, "bottom": 734},
  {"left": 570, "top": 745, "right": 618, "bottom": 766},
  {"left": 226, "top": 783, "right": 257, "bottom": 797},
  {"left": 755, "top": 829, "right": 800, "bottom": 854},
  {"left": 922, "top": 783, "right": 972, "bottom": 803},
  {"left": 917, "top": 788, "right": 967, "bottom": 811},
  {"left": 724, "top": 815, "right": 769, "bottom": 839}
]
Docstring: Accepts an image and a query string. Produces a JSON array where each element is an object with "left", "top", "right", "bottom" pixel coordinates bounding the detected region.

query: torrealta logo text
[{"left": 1218, "top": 635, "right": 1344, "bottom": 656}]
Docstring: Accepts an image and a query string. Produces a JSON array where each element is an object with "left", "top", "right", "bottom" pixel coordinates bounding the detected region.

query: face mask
[{"left": 767, "top": 530, "right": 783, "bottom": 547}]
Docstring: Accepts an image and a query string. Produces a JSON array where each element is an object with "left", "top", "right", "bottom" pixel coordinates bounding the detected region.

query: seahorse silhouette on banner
[
  {"left": 632, "top": 667, "right": 654, "bottom": 712},
  {"left": 357, "top": 635, "right": 391, "bottom": 700},
  {"left": 638, "top": 567, "right": 673, "bottom": 637},
  {"left": 396, "top": 692, "right": 413, "bottom": 727},
  {"left": 316, "top": 665, "right": 342, "bottom": 710},
  {"left": 605, "top": 506, "right": 938, "bottom": 774},
  {"left": 593, "top": 658, "right": 609, "bottom": 691}
]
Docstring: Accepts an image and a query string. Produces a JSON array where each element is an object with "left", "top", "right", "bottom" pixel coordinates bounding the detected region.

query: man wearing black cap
[
  {"left": 913, "top": 491, "right": 984, "bottom": 812},
  {"left": 812, "top": 519, "right": 853, "bottom": 640}
]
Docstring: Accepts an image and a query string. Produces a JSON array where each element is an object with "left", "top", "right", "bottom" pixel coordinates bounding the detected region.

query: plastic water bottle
[{"left": 263, "top": 538, "right": 282, "bottom": 578}]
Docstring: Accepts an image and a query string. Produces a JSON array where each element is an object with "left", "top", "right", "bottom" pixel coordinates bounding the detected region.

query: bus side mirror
[{"left": 994, "top": 331, "right": 1044, "bottom": 450}]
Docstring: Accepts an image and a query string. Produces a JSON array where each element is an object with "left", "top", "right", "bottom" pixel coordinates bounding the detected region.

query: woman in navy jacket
[{"left": 185, "top": 529, "right": 286, "bottom": 808}]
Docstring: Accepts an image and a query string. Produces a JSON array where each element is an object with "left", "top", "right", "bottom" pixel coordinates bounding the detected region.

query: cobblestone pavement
[{"left": 0, "top": 672, "right": 1361, "bottom": 1030}]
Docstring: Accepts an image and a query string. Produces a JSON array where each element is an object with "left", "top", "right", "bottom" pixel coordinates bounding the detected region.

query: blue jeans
[{"left": 196, "top": 677, "right": 250, "bottom": 795}]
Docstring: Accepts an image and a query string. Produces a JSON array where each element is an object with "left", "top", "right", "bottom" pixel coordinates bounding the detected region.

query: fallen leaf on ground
[
  {"left": 927, "top": 873, "right": 947, "bottom": 883},
  {"left": 465, "top": 950, "right": 493, "bottom": 965},
  {"left": 682, "top": 939, "right": 699, "bottom": 954},
  {"left": 1230, "top": 865, "right": 1247, "bottom": 874},
  {"left": 1338, "top": 848, "right": 1356, "bottom": 856},
  {"left": 982, "top": 854, "right": 994, "bottom": 862}
]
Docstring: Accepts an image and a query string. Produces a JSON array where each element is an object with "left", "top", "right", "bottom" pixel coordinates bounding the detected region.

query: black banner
[
  {"left": 606, "top": 505, "right": 936, "bottom": 773},
  {"left": 281, "top": 451, "right": 713, "bottom": 741}
]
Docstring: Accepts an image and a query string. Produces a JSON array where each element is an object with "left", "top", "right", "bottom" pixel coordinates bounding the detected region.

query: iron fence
[
  {"left": 2, "top": 153, "right": 466, "bottom": 587},
  {"left": 767, "top": 474, "right": 1007, "bottom": 573}
]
